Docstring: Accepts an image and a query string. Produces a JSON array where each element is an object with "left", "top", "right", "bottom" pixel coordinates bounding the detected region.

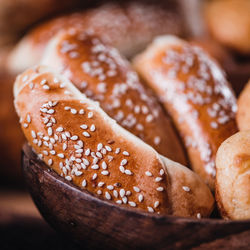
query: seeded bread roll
[
  {"left": 216, "top": 131, "right": 250, "bottom": 220},
  {"left": 133, "top": 36, "right": 238, "bottom": 190},
  {"left": 40, "top": 31, "right": 186, "bottom": 163},
  {"left": 14, "top": 65, "right": 214, "bottom": 217},
  {"left": 204, "top": 0, "right": 250, "bottom": 55},
  {"left": 7, "top": 2, "right": 182, "bottom": 74},
  {"left": 237, "top": 80, "right": 250, "bottom": 131}
]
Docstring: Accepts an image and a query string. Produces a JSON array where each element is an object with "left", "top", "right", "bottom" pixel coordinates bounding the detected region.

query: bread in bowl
[
  {"left": 133, "top": 35, "right": 238, "bottom": 190},
  {"left": 216, "top": 131, "right": 250, "bottom": 220},
  {"left": 14, "top": 65, "right": 214, "bottom": 217}
]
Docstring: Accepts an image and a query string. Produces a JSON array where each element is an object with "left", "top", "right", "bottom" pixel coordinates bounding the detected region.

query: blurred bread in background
[{"left": 204, "top": 0, "right": 250, "bottom": 55}]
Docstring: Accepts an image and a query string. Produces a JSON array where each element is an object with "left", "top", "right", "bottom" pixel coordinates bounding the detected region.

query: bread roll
[
  {"left": 7, "top": 2, "right": 182, "bottom": 74},
  {"left": 14, "top": 65, "right": 214, "bottom": 217},
  {"left": 40, "top": 31, "right": 187, "bottom": 164},
  {"left": 216, "top": 131, "right": 250, "bottom": 219},
  {"left": 204, "top": 0, "right": 250, "bottom": 55},
  {"left": 237, "top": 80, "right": 250, "bottom": 131},
  {"left": 133, "top": 35, "right": 238, "bottom": 190}
]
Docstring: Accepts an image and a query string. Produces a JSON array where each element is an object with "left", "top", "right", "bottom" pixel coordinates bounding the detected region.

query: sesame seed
[
  {"left": 129, "top": 201, "right": 137, "bottom": 207},
  {"left": 64, "top": 106, "right": 70, "bottom": 111},
  {"left": 120, "top": 159, "right": 128, "bottom": 166},
  {"left": 29, "top": 82, "right": 34, "bottom": 89},
  {"left": 113, "top": 190, "right": 118, "bottom": 198},
  {"left": 101, "top": 170, "right": 109, "bottom": 176},
  {"left": 119, "top": 166, "right": 125, "bottom": 173},
  {"left": 83, "top": 132, "right": 90, "bottom": 137},
  {"left": 197, "top": 213, "right": 201, "bottom": 219},
  {"left": 96, "top": 152, "right": 102, "bottom": 158},
  {"left": 182, "top": 186, "right": 190, "bottom": 192},
  {"left": 79, "top": 109, "right": 84, "bottom": 114},
  {"left": 94, "top": 180, "right": 103, "bottom": 188},
  {"left": 31, "top": 130, "right": 36, "bottom": 138},
  {"left": 88, "top": 112, "right": 93, "bottom": 118},
  {"left": 160, "top": 169, "right": 164, "bottom": 176},
  {"left": 26, "top": 114, "right": 31, "bottom": 123},
  {"left": 147, "top": 207, "right": 154, "bottom": 213},
  {"left": 40, "top": 79, "right": 46, "bottom": 85},
  {"left": 50, "top": 150, "right": 56, "bottom": 155},
  {"left": 105, "top": 192, "right": 111, "bottom": 200},
  {"left": 90, "top": 124, "right": 96, "bottom": 132},
  {"left": 71, "top": 108, "right": 77, "bottom": 114},
  {"left": 48, "top": 159, "right": 53, "bottom": 166},
  {"left": 102, "top": 161, "right": 108, "bottom": 169},
  {"left": 91, "top": 164, "right": 99, "bottom": 170},
  {"left": 107, "top": 185, "right": 114, "bottom": 190},
  {"left": 65, "top": 176, "right": 72, "bottom": 181},
  {"left": 71, "top": 135, "right": 78, "bottom": 141},
  {"left": 92, "top": 173, "right": 97, "bottom": 180},
  {"left": 82, "top": 179, "right": 87, "bottom": 187},
  {"left": 122, "top": 197, "right": 128, "bottom": 204},
  {"left": 145, "top": 171, "right": 153, "bottom": 177},
  {"left": 115, "top": 148, "right": 120, "bottom": 154},
  {"left": 48, "top": 127, "right": 53, "bottom": 136},
  {"left": 133, "top": 186, "right": 140, "bottom": 193},
  {"left": 154, "top": 136, "right": 161, "bottom": 145},
  {"left": 83, "top": 158, "right": 89, "bottom": 166},
  {"left": 58, "top": 153, "right": 65, "bottom": 159},
  {"left": 116, "top": 200, "right": 122, "bottom": 204},
  {"left": 120, "top": 189, "right": 125, "bottom": 198},
  {"left": 63, "top": 143, "right": 67, "bottom": 151},
  {"left": 75, "top": 170, "right": 82, "bottom": 176},
  {"left": 156, "top": 187, "right": 164, "bottom": 192},
  {"left": 23, "top": 123, "right": 28, "bottom": 128},
  {"left": 80, "top": 124, "right": 88, "bottom": 129},
  {"left": 43, "top": 85, "right": 50, "bottom": 90},
  {"left": 97, "top": 143, "right": 103, "bottom": 151},
  {"left": 85, "top": 149, "right": 90, "bottom": 156},
  {"left": 105, "top": 145, "right": 112, "bottom": 152},
  {"left": 126, "top": 191, "right": 131, "bottom": 196},
  {"left": 47, "top": 109, "right": 55, "bottom": 114},
  {"left": 97, "top": 190, "right": 102, "bottom": 195},
  {"left": 154, "top": 201, "right": 160, "bottom": 208},
  {"left": 155, "top": 177, "right": 162, "bottom": 182},
  {"left": 125, "top": 169, "right": 133, "bottom": 175},
  {"left": 138, "top": 194, "right": 144, "bottom": 202},
  {"left": 123, "top": 151, "right": 129, "bottom": 156}
]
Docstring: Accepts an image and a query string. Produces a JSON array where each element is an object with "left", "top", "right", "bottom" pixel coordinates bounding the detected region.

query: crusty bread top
[
  {"left": 40, "top": 31, "right": 187, "bottom": 164},
  {"left": 237, "top": 80, "right": 250, "bottom": 131},
  {"left": 216, "top": 131, "right": 250, "bottom": 220},
  {"left": 133, "top": 35, "right": 238, "bottom": 189},
  {"left": 14, "top": 65, "right": 172, "bottom": 214},
  {"left": 161, "top": 156, "right": 214, "bottom": 218},
  {"left": 7, "top": 2, "right": 182, "bottom": 74}
]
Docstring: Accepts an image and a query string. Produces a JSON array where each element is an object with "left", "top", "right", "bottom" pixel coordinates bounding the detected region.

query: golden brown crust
[
  {"left": 216, "top": 131, "right": 250, "bottom": 220},
  {"left": 41, "top": 31, "right": 187, "bottom": 164},
  {"left": 14, "top": 65, "right": 214, "bottom": 217},
  {"left": 162, "top": 157, "right": 214, "bottom": 218},
  {"left": 7, "top": 2, "right": 182, "bottom": 74},
  {"left": 133, "top": 36, "right": 238, "bottom": 190},
  {"left": 237, "top": 80, "right": 250, "bottom": 131},
  {"left": 204, "top": 0, "right": 250, "bottom": 55}
]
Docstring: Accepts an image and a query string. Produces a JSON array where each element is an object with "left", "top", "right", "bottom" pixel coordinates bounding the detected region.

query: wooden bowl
[{"left": 22, "top": 143, "right": 250, "bottom": 249}]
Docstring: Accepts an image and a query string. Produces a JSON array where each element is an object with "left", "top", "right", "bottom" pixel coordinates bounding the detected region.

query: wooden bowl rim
[{"left": 23, "top": 143, "right": 250, "bottom": 225}]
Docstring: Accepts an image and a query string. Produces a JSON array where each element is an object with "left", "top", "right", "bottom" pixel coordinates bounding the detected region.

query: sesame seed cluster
[
  {"left": 41, "top": 31, "right": 186, "bottom": 163},
  {"left": 15, "top": 66, "right": 170, "bottom": 214}
]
